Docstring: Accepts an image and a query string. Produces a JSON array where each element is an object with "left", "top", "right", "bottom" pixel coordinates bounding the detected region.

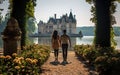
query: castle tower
[{"left": 68, "top": 10, "right": 76, "bottom": 34}]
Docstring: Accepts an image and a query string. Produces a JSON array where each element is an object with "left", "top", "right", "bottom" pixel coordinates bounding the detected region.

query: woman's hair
[{"left": 52, "top": 30, "right": 58, "bottom": 39}]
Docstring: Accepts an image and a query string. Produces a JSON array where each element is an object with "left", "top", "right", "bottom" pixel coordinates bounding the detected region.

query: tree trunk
[
  {"left": 95, "top": 0, "right": 111, "bottom": 47},
  {"left": 11, "top": 0, "right": 27, "bottom": 49}
]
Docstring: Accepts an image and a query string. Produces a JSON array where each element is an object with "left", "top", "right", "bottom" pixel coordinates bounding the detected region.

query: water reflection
[
  {"left": 0, "top": 36, "right": 120, "bottom": 50},
  {"left": 38, "top": 37, "right": 51, "bottom": 46},
  {"left": 29, "top": 36, "right": 120, "bottom": 50},
  {"left": 77, "top": 36, "right": 120, "bottom": 49},
  {"left": 37, "top": 37, "right": 76, "bottom": 50},
  {"left": 76, "top": 36, "right": 94, "bottom": 45}
]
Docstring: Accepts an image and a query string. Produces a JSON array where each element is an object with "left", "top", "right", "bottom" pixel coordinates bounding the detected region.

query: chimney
[{"left": 54, "top": 14, "right": 56, "bottom": 19}]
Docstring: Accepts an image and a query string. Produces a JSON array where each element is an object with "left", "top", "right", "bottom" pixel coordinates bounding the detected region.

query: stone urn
[{"left": 2, "top": 17, "right": 22, "bottom": 56}]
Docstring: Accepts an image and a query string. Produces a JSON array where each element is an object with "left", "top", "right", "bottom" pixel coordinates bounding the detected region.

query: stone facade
[{"left": 38, "top": 11, "right": 76, "bottom": 35}]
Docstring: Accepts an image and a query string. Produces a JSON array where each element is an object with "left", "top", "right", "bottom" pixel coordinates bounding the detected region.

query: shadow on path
[
  {"left": 76, "top": 55, "right": 98, "bottom": 75},
  {"left": 50, "top": 61, "right": 72, "bottom": 66},
  {"left": 41, "top": 51, "right": 97, "bottom": 75}
]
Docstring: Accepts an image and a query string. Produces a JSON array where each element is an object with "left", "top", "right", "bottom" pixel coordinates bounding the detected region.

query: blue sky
[{"left": 0, "top": 0, "right": 120, "bottom": 27}]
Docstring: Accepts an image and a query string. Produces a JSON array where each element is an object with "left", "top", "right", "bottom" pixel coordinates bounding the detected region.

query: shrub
[
  {"left": 0, "top": 44, "right": 51, "bottom": 75},
  {"left": 74, "top": 45, "right": 120, "bottom": 75}
]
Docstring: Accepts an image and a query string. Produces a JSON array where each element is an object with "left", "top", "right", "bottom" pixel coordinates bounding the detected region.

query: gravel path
[{"left": 41, "top": 51, "right": 98, "bottom": 75}]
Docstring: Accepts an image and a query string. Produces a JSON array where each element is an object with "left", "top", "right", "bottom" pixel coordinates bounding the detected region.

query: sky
[
  {"left": 34, "top": 0, "right": 120, "bottom": 27},
  {"left": 0, "top": 0, "right": 120, "bottom": 27}
]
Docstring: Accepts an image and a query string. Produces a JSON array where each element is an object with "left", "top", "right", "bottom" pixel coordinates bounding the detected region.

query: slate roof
[{"left": 47, "top": 11, "right": 76, "bottom": 24}]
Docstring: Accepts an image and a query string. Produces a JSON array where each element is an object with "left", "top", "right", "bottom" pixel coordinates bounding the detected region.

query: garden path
[{"left": 41, "top": 51, "right": 98, "bottom": 75}]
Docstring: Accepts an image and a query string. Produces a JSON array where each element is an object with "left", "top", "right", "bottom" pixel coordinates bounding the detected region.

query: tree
[
  {"left": 27, "top": 17, "right": 37, "bottom": 35},
  {"left": 86, "top": 0, "right": 120, "bottom": 47},
  {"left": 0, "top": 12, "right": 10, "bottom": 33},
  {"left": 95, "top": 0, "right": 111, "bottom": 47},
  {"left": 10, "top": 0, "right": 28, "bottom": 50},
  {"left": 10, "top": 0, "right": 36, "bottom": 49}
]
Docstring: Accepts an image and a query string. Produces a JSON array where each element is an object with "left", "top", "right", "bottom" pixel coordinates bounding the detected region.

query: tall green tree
[
  {"left": 86, "top": 0, "right": 120, "bottom": 47},
  {"left": 95, "top": 0, "right": 111, "bottom": 47},
  {"left": 10, "top": 0, "right": 36, "bottom": 49},
  {"left": 11, "top": 0, "right": 28, "bottom": 49}
]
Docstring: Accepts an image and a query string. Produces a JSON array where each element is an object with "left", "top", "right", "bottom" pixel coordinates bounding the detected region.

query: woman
[{"left": 51, "top": 30, "right": 61, "bottom": 62}]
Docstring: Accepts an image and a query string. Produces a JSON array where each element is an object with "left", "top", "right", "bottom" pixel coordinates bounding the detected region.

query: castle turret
[{"left": 69, "top": 10, "right": 74, "bottom": 21}]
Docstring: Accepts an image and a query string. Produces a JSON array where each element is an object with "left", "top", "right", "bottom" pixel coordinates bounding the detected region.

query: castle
[{"left": 38, "top": 11, "right": 77, "bottom": 35}]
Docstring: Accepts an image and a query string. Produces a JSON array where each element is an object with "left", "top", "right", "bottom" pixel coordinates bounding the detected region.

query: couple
[{"left": 51, "top": 29, "right": 71, "bottom": 64}]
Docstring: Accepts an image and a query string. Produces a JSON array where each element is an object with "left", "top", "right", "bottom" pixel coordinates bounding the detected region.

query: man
[{"left": 61, "top": 29, "right": 71, "bottom": 64}]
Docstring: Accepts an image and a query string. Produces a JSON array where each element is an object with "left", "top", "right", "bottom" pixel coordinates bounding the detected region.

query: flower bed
[
  {"left": 0, "top": 44, "right": 51, "bottom": 75},
  {"left": 74, "top": 45, "right": 120, "bottom": 75}
]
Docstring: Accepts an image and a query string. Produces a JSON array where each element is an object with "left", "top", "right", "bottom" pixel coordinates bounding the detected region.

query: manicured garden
[
  {"left": 74, "top": 44, "right": 120, "bottom": 75},
  {"left": 0, "top": 44, "right": 51, "bottom": 75},
  {"left": 1, "top": 44, "right": 120, "bottom": 75}
]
